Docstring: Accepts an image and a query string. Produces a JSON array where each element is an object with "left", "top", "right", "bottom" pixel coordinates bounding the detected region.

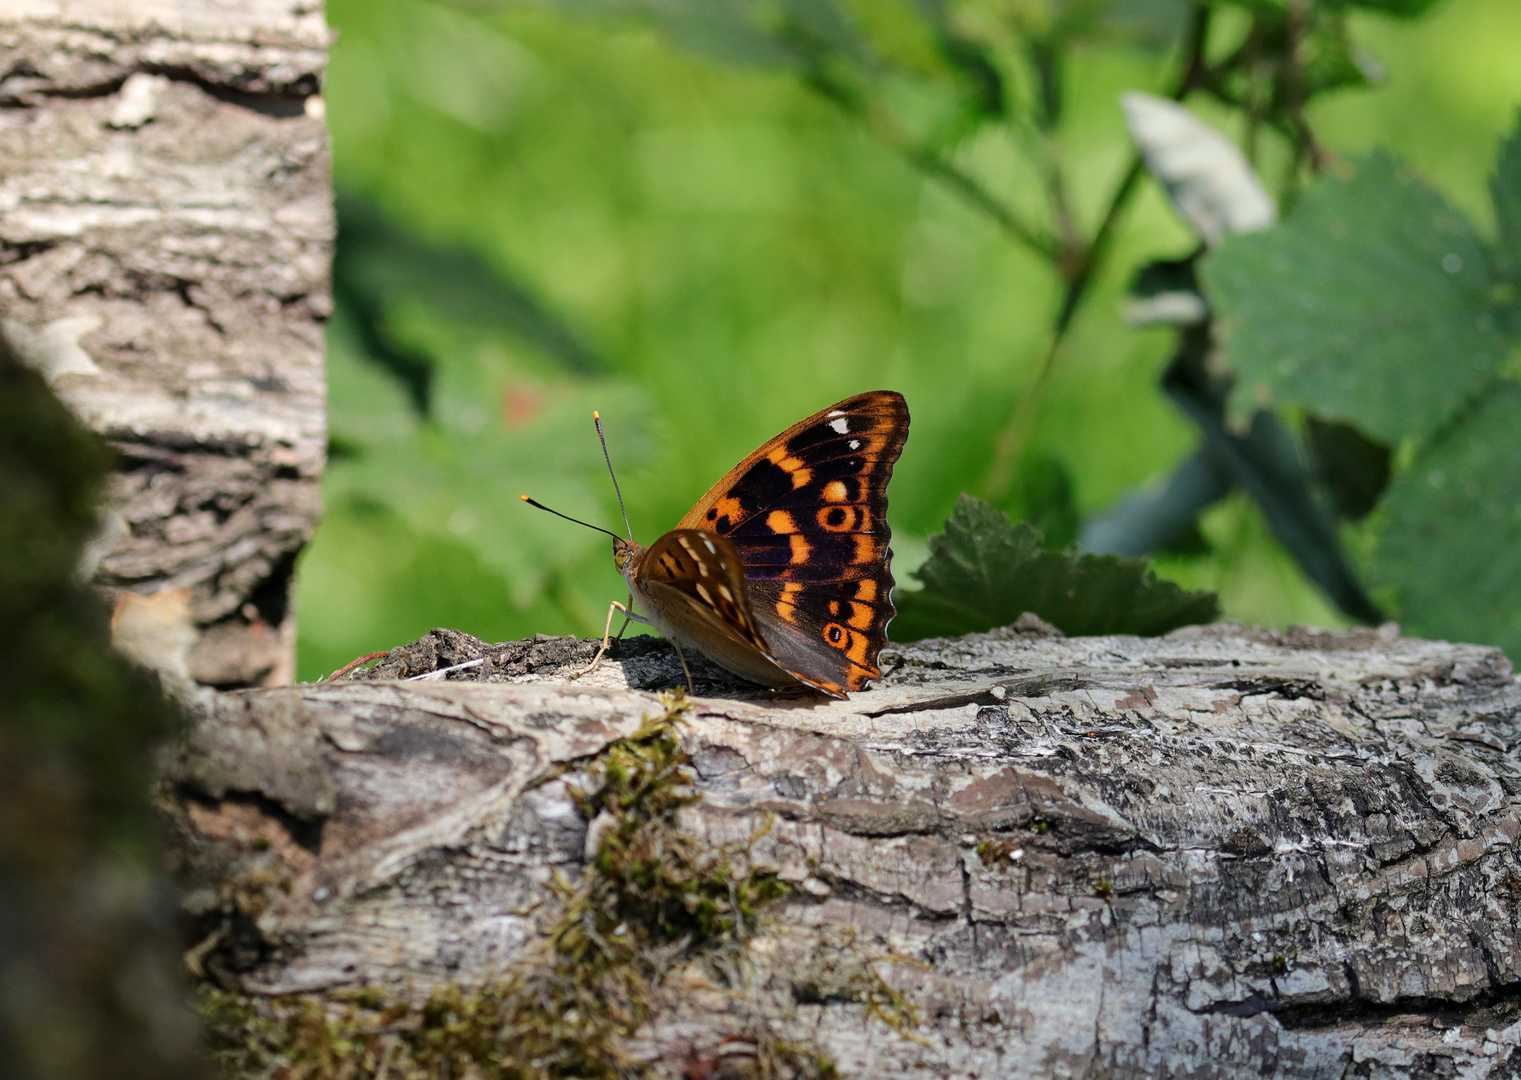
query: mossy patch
[
  {"left": 0, "top": 332, "right": 203, "bottom": 1077},
  {"left": 200, "top": 691, "right": 829, "bottom": 1078}
]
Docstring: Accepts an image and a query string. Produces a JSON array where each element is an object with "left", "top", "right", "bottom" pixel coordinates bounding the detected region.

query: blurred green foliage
[
  {"left": 1203, "top": 114, "right": 1521, "bottom": 655},
  {"left": 298, "top": 0, "right": 1521, "bottom": 679}
]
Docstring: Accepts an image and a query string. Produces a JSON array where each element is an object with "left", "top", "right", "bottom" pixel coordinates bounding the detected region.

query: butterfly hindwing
[
  {"left": 746, "top": 577, "right": 891, "bottom": 696},
  {"left": 677, "top": 390, "right": 908, "bottom": 693},
  {"left": 639, "top": 529, "right": 772, "bottom": 656}
]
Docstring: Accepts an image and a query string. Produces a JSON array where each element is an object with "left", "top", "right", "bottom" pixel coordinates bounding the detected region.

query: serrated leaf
[
  {"left": 891, "top": 495, "right": 1218, "bottom": 641},
  {"left": 1493, "top": 108, "right": 1521, "bottom": 286},
  {"left": 1121, "top": 93, "right": 1276, "bottom": 247},
  {"left": 1372, "top": 381, "right": 1521, "bottom": 659},
  {"left": 999, "top": 452, "right": 1080, "bottom": 551},
  {"left": 1203, "top": 151, "right": 1507, "bottom": 445}
]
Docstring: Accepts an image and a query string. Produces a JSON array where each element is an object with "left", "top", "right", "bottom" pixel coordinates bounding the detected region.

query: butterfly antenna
[
  {"left": 519, "top": 495, "right": 625, "bottom": 541},
  {"left": 593, "top": 410, "right": 634, "bottom": 541}
]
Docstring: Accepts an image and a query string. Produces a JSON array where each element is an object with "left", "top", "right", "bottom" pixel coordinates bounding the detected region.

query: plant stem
[
  {"left": 898, "top": 135, "right": 1063, "bottom": 261},
  {"left": 803, "top": 67, "right": 1062, "bottom": 261},
  {"left": 982, "top": 4, "right": 1214, "bottom": 501}
]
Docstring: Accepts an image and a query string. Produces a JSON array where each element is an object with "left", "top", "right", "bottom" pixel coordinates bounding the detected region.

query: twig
[
  {"left": 324, "top": 650, "right": 389, "bottom": 682},
  {"left": 900, "top": 139, "right": 1062, "bottom": 260},
  {"left": 407, "top": 657, "right": 485, "bottom": 681}
]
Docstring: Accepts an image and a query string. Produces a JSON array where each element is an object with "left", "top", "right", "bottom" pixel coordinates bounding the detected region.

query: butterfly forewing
[{"left": 677, "top": 390, "right": 909, "bottom": 694}]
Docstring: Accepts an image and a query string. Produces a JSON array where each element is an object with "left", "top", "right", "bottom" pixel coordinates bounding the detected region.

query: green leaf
[
  {"left": 1371, "top": 381, "right": 1521, "bottom": 660},
  {"left": 891, "top": 495, "right": 1219, "bottom": 641},
  {"left": 1493, "top": 107, "right": 1521, "bottom": 286},
  {"left": 1203, "top": 151, "right": 1507, "bottom": 444}
]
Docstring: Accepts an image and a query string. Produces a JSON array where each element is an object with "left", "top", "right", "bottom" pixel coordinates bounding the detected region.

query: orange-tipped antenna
[
  {"left": 593, "top": 411, "right": 634, "bottom": 541},
  {"left": 520, "top": 494, "right": 624, "bottom": 541}
]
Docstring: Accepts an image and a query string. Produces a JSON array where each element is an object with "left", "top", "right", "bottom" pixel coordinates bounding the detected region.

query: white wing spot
[
  {"left": 830, "top": 417, "right": 850, "bottom": 434},
  {"left": 849, "top": 439, "right": 861, "bottom": 450},
  {"left": 702, "top": 537, "right": 717, "bottom": 554},
  {"left": 718, "top": 585, "right": 735, "bottom": 602},
  {"left": 826, "top": 409, "right": 846, "bottom": 417}
]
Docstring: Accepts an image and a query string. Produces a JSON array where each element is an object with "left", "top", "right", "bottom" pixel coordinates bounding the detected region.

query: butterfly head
[{"left": 612, "top": 536, "right": 640, "bottom": 574}]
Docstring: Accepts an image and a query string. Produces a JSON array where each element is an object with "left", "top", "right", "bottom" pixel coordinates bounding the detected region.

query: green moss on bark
[{"left": 201, "top": 691, "right": 827, "bottom": 1079}]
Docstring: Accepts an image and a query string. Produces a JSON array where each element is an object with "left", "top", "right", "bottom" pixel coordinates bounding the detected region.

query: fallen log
[{"left": 172, "top": 619, "right": 1521, "bottom": 1077}]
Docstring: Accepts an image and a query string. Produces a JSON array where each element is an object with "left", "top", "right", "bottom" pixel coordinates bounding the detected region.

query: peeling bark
[
  {"left": 0, "top": 0, "right": 331, "bottom": 687},
  {"left": 171, "top": 621, "right": 1521, "bottom": 1077}
]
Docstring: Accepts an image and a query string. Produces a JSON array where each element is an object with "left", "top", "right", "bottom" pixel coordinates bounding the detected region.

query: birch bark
[{"left": 0, "top": 0, "right": 332, "bottom": 688}]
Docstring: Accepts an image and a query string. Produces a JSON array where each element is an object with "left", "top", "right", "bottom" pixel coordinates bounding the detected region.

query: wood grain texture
[
  {"left": 0, "top": 0, "right": 331, "bottom": 687},
  {"left": 170, "top": 622, "right": 1521, "bottom": 1077}
]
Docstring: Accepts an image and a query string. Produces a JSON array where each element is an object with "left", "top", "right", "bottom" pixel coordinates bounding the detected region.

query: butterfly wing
[
  {"left": 633, "top": 529, "right": 826, "bottom": 694},
  {"left": 677, "top": 390, "right": 909, "bottom": 695}
]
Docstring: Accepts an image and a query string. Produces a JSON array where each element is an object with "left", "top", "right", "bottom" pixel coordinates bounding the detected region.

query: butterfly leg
[
  {"left": 575, "top": 601, "right": 648, "bottom": 679},
  {"left": 613, "top": 592, "right": 634, "bottom": 641},
  {"left": 670, "top": 639, "right": 695, "bottom": 695}
]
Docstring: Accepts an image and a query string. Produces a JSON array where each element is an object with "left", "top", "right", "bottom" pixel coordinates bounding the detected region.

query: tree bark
[
  {"left": 170, "top": 621, "right": 1521, "bottom": 1077},
  {"left": 0, "top": 0, "right": 331, "bottom": 689}
]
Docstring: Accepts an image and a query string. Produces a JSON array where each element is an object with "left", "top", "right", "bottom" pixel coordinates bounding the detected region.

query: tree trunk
[
  {"left": 0, "top": 0, "right": 332, "bottom": 689},
  {"left": 171, "top": 621, "right": 1521, "bottom": 1078}
]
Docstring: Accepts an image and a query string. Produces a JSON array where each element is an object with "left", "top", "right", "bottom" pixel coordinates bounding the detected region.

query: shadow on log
[{"left": 171, "top": 620, "right": 1521, "bottom": 1077}]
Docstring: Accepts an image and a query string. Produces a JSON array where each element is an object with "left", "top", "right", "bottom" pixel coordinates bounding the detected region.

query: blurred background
[{"left": 297, "top": 0, "right": 1521, "bottom": 681}]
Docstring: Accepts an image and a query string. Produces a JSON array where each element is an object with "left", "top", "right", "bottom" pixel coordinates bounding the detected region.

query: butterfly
[{"left": 524, "top": 391, "right": 909, "bottom": 698}]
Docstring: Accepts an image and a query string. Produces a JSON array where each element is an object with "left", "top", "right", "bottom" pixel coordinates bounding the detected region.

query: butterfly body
[{"left": 611, "top": 391, "right": 909, "bottom": 699}]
